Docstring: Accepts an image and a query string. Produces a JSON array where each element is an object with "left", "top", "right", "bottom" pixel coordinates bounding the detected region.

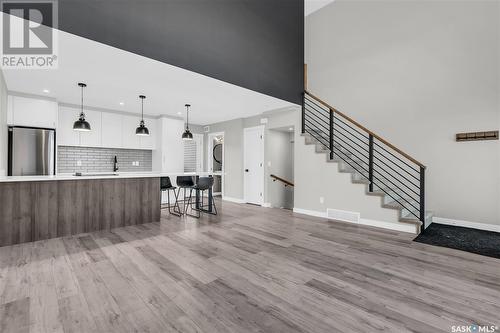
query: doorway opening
[
  {"left": 267, "top": 126, "right": 294, "bottom": 210},
  {"left": 207, "top": 132, "right": 224, "bottom": 196}
]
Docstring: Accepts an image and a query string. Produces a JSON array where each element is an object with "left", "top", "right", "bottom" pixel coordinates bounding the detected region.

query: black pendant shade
[
  {"left": 136, "top": 95, "right": 150, "bottom": 136},
  {"left": 182, "top": 129, "right": 193, "bottom": 140},
  {"left": 73, "top": 83, "right": 91, "bottom": 131},
  {"left": 182, "top": 104, "right": 193, "bottom": 141}
]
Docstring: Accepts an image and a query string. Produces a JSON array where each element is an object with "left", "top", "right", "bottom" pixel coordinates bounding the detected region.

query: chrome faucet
[{"left": 113, "top": 156, "right": 119, "bottom": 172}]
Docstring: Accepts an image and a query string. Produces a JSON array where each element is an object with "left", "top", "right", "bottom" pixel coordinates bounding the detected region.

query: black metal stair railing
[{"left": 302, "top": 91, "right": 426, "bottom": 231}]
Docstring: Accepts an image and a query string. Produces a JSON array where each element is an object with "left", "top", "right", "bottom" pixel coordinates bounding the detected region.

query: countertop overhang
[{"left": 0, "top": 172, "right": 215, "bottom": 182}]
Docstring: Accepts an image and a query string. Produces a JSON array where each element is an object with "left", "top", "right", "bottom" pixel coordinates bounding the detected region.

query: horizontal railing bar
[
  {"left": 304, "top": 115, "right": 329, "bottom": 134},
  {"left": 372, "top": 159, "right": 420, "bottom": 189},
  {"left": 373, "top": 141, "right": 420, "bottom": 174},
  {"left": 333, "top": 148, "right": 371, "bottom": 178},
  {"left": 333, "top": 132, "right": 370, "bottom": 160},
  {"left": 333, "top": 114, "right": 369, "bottom": 139},
  {"left": 304, "top": 101, "right": 331, "bottom": 122},
  {"left": 333, "top": 141, "right": 370, "bottom": 168},
  {"left": 334, "top": 121, "right": 370, "bottom": 148},
  {"left": 305, "top": 90, "right": 426, "bottom": 168},
  {"left": 371, "top": 184, "right": 420, "bottom": 219},
  {"left": 304, "top": 100, "right": 330, "bottom": 120},
  {"left": 304, "top": 107, "right": 329, "bottom": 127},
  {"left": 333, "top": 119, "right": 369, "bottom": 146},
  {"left": 372, "top": 177, "right": 420, "bottom": 208},
  {"left": 305, "top": 95, "right": 331, "bottom": 114},
  {"left": 372, "top": 171, "right": 421, "bottom": 202},
  {"left": 304, "top": 125, "right": 330, "bottom": 147},
  {"left": 374, "top": 150, "right": 419, "bottom": 180}
]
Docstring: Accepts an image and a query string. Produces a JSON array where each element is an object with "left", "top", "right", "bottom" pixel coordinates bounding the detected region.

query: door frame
[
  {"left": 193, "top": 133, "right": 204, "bottom": 172},
  {"left": 243, "top": 125, "right": 265, "bottom": 205},
  {"left": 207, "top": 131, "right": 224, "bottom": 196}
]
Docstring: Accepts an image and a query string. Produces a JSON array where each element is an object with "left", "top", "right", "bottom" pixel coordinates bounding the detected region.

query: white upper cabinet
[
  {"left": 7, "top": 95, "right": 58, "bottom": 129},
  {"left": 140, "top": 118, "right": 156, "bottom": 150},
  {"left": 101, "top": 112, "right": 123, "bottom": 148},
  {"left": 57, "top": 107, "right": 156, "bottom": 150},
  {"left": 122, "top": 115, "right": 142, "bottom": 149},
  {"left": 78, "top": 110, "right": 102, "bottom": 147},
  {"left": 58, "top": 107, "right": 80, "bottom": 146}
]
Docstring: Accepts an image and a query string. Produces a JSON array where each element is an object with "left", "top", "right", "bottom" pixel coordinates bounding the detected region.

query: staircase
[{"left": 302, "top": 90, "right": 432, "bottom": 234}]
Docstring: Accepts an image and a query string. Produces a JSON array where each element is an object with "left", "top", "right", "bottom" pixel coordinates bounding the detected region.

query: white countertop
[{"left": 0, "top": 172, "right": 214, "bottom": 182}]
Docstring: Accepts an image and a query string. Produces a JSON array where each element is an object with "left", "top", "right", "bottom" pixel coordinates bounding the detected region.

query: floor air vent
[{"left": 326, "top": 208, "right": 360, "bottom": 223}]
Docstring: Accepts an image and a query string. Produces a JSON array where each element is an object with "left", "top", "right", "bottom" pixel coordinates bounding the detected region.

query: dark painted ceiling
[{"left": 56, "top": 0, "right": 304, "bottom": 105}]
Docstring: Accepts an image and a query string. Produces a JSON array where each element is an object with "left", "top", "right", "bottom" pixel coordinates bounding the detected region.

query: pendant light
[
  {"left": 73, "top": 83, "right": 91, "bottom": 131},
  {"left": 136, "top": 95, "right": 150, "bottom": 136},
  {"left": 182, "top": 104, "right": 193, "bottom": 141}
]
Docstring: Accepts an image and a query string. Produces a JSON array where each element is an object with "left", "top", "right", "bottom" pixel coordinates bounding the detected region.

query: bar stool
[
  {"left": 176, "top": 176, "right": 195, "bottom": 216},
  {"left": 160, "top": 177, "right": 181, "bottom": 216},
  {"left": 188, "top": 176, "right": 218, "bottom": 218}
]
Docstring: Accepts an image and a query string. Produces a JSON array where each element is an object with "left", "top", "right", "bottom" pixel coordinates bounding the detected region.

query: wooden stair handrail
[
  {"left": 270, "top": 174, "right": 294, "bottom": 187},
  {"left": 305, "top": 90, "right": 426, "bottom": 169}
]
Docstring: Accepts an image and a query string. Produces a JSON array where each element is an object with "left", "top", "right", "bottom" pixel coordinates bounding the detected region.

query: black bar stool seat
[
  {"left": 188, "top": 176, "right": 217, "bottom": 217},
  {"left": 160, "top": 177, "right": 181, "bottom": 216},
  {"left": 176, "top": 176, "right": 196, "bottom": 216}
]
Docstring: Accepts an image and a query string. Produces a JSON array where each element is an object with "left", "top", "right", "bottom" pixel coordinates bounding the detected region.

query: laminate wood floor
[{"left": 0, "top": 200, "right": 499, "bottom": 333}]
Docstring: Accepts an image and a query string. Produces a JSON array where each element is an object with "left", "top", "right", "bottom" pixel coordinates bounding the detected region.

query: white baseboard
[
  {"left": 293, "top": 207, "right": 417, "bottom": 234},
  {"left": 359, "top": 218, "right": 417, "bottom": 234},
  {"left": 293, "top": 207, "right": 327, "bottom": 218},
  {"left": 262, "top": 202, "right": 272, "bottom": 208},
  {"left": 432, "top": 216, "right": 500, "bottom": 233},
  {"left": 222, "top": 196, "right": 245, "bottom": 204}
]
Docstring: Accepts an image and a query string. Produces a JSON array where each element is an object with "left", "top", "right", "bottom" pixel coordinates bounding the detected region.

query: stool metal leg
[{"left": 168, "top": 189, "right": 182, "bottom": 217}]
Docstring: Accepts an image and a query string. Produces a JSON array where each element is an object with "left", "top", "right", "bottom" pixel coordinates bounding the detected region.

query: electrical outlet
[
  {"left": 319, "top": 197, "right": 324, "bottom": 204},
  {"left": 77, "top": 160, "right": 82, "bottom": 166}
]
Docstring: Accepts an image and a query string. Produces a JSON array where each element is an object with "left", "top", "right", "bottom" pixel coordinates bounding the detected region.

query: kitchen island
[{"left": 0, "top": 172, "right": 209, "bottom": 247}]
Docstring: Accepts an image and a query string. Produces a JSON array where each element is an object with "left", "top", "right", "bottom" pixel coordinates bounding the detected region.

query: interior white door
[{"left": 244, "top": 126, "right": 264, "bottom": 205}]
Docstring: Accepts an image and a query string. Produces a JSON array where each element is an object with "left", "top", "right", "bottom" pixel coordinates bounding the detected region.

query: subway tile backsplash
[{"left": 57, "top": 146, "right": 152, "bottom": 173}]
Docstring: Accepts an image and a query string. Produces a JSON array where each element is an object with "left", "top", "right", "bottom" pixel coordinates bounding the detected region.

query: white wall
[
  {"left": 201, "top": 109, "right": 297, "bottom": 202},
  {"left": 0, "top": 71, "right": 7, "bottom": 176},
  {"left": 306, "top": 0, "right": 500, "bottom": 226},
  {"left": 203, "top": 118, "right": 245, "bottom": 199}
]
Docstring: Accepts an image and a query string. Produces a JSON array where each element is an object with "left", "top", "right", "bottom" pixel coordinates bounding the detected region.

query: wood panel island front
[{"left": 0, "top": 175, "right": 161, "bottom": 247}]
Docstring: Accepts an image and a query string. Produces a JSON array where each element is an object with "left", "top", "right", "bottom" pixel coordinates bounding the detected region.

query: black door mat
[{"left": 413, "top": 223, "right": 500, "bottom": 259}]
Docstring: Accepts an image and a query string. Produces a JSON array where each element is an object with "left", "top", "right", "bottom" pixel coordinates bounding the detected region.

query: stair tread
[{"left": 303, "top": 131, "right": 429, "bottom": 232}]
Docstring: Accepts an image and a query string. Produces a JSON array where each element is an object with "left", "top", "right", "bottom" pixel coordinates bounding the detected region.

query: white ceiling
[
  {"left": 2, "top": 24, "right": 296, "bottom": 125},
  {"left": 305, "top": 0, "right": 335, "bottom": 16}
]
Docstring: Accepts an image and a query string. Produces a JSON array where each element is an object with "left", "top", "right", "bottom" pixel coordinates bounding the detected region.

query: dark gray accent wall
[{"left": 57, "top": 0, "right": 304, "bottom": 104}]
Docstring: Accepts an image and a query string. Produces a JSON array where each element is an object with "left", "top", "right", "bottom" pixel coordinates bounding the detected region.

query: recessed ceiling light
[
  {"left": 43, "top": 89, "right": 50, "bottom": 93},
  {"left": 119, "top": 102, "right": 124, "bottom": 106},
  {"left": 289, "top": 127, "right": 293, "bottom": 131},
  {"left": 177, "top": 112, "right": 182, "bottom": 115}
]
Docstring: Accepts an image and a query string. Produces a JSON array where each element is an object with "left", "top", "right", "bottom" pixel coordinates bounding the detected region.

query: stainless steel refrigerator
[{"left": 8, "top": 126, "right": 56, "bottom": 176}]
